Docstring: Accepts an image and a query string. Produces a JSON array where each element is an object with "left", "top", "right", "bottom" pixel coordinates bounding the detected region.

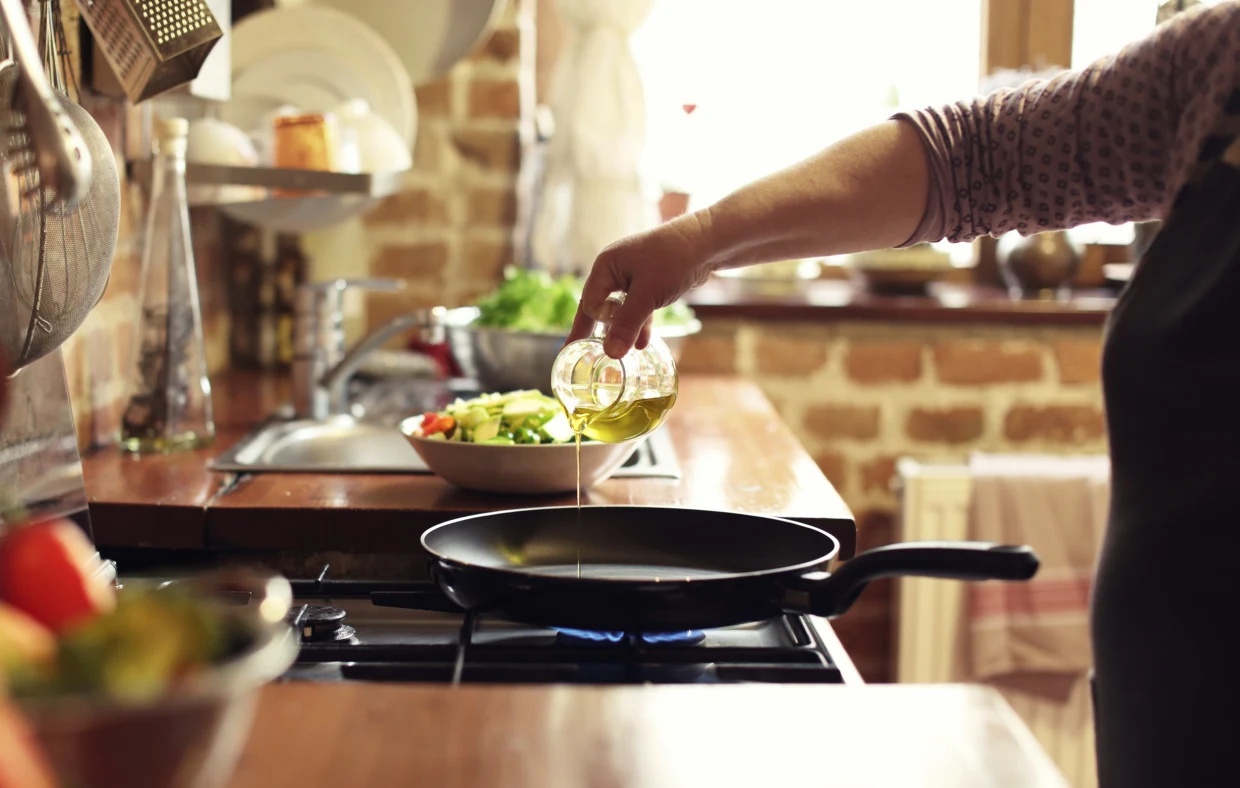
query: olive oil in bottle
[{"left": 569, "top": 392, "right": 678, "bottom": 443}]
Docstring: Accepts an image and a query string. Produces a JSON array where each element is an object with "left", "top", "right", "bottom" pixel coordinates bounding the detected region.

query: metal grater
[{"left": 74, "top": 0, "right": 222, "bottom": 103}]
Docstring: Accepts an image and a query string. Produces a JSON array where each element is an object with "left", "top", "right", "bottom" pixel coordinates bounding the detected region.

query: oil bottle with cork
[{"left": 119, "top": 118, "right": 215, "bottom": 453}]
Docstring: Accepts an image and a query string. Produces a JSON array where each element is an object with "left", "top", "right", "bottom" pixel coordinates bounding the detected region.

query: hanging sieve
[{"left": 0, "top": 0, "right": 121, "bottom": 369}]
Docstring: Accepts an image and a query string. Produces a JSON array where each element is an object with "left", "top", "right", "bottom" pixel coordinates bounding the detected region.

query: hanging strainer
[{"left": 0, "top": 1, "right": 121, "bottom": 370}]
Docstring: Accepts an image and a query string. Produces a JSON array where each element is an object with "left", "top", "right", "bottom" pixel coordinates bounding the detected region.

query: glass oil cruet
[
  {"left": 119, "top": 117, "right": 215, "bottom": 453},
  {"left": 551, "top": 292, "right": 679, "bottom": 443}
]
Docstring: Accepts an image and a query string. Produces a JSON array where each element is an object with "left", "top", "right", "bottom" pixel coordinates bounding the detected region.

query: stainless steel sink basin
[
  {"left": 210, "top": 416, "right": 429, "bottom": 474},
  {"left": 208, "top": 414, "right": 683, "bottom": 478}
]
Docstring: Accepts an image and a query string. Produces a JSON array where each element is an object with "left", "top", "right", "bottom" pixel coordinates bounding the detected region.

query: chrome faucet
[{"left": 292, "top": 279, "right": 445, "bottom": 420}]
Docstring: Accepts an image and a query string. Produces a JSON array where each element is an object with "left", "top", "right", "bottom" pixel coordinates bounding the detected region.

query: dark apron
[{"left": 1092, "top": 115, "right": 1240, "bottom": 785}]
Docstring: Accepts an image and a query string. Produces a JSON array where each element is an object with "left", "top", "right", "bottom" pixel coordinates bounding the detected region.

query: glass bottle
[
  {"left": 551, "top": 292, "right": 678, "bottom": 443},
  {"left": 119, "top": 117, "right": 215, "bottom": 453}
]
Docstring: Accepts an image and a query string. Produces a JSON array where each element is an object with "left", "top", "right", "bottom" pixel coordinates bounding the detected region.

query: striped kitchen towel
[{"left": 965, "top": 453, "right": 1110, "bottom": 680}]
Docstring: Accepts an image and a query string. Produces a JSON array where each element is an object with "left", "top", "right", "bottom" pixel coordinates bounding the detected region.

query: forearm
[{"left": 696, "top": 119, "right": 930, "bottom": 271}]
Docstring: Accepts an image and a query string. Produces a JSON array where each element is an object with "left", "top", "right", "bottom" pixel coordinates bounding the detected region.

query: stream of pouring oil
[
  {"left": 562, "top": 386, "right": 679, "bottom": 580},
  {"left": 575, "top": 429, "right": 581, "bottom": 578}
]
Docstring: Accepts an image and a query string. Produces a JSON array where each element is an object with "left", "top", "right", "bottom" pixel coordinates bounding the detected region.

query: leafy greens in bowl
[
  {"left": 472, "top": 267, "right": 698, "bottom": 334},
  {"left": 444, "top": 268, "right": 702, "bottom": 395}
]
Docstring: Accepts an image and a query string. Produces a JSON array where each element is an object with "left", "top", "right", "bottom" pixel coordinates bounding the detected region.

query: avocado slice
[
  {"left": 539, "top": 411, "right": 575, "bottom": 444},
  {"left": 457, "top": 406, "right": 491, "bottom": 429},
  {"left": 502, "top": 397, "right": 550, "bottom": 428},
  {"left": 474, "top": 416, "right": 503, "bottom": 443}
]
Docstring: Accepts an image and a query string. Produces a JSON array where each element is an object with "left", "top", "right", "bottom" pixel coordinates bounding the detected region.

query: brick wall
[
  {"left": 681, "top": 317, "right": 1107, "bottom": 681},
  {"left": 353, "top": 0, "right": 533, "bottom": 334},
  {"left": 54, "top": 0, "right": 532, "bottom": 445}
]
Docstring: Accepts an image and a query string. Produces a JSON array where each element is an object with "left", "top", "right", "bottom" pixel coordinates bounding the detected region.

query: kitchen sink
[
  {"left": 210, "top": 416, "right": 426, "bottom": 474},
  {"left": 209, "top": 414, "right": 682, "bottom": 477}
]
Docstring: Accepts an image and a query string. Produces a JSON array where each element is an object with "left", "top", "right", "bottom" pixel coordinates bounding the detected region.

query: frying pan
[{"left": 422, "top": 505, "right": 1039, "bottom": 632}]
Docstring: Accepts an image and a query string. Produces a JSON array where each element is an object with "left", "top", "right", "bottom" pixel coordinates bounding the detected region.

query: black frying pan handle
[{"left": 787, "top": 541, "right": 1040, "bottom": 618}]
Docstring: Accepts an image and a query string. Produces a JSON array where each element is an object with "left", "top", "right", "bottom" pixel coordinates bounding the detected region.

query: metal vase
[{"left": 996, "top": 230, "right": 1082, "bottom": 300}]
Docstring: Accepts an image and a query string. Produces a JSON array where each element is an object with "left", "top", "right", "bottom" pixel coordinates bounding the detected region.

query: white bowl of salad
[{"left": 398, "top": 391, "right": 644, "bottom": 495}]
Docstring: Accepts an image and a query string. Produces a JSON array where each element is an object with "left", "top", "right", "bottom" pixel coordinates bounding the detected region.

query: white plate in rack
[
  {"left": 216, "top": 5, "right": 416, "bottom": 232},
  {"left": 224, "top": 5, "right": 415, "bottom": 145},
  {"left": 304, "top": 0, "right": 506, "bottom": 86}
]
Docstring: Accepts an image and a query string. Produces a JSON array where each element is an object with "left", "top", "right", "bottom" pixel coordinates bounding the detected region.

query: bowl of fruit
[
  {"left": 399, "top": 390, "right": 644, "bottom": 495},
  {"left": 0, "top": 517, "right": 298, "bottom": 788}
]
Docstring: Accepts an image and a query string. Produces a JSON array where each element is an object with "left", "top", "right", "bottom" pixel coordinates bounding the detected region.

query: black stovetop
[{"left": 272, "top": 573, "right": 859, "bottom": 686}]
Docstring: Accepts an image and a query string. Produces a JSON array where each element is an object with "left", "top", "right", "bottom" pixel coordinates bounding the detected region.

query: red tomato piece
[{"left": 0, "top": 518, "right": 116, "bottom": 634}]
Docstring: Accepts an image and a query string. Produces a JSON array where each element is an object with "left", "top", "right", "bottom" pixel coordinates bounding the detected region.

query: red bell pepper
[{"left": 419, "top": 413, "right": 455, "bottom": 437}]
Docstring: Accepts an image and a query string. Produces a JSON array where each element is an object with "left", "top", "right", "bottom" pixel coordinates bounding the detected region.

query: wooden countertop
[
  {"left": 685, "top": 278, "right": 1115, "bottom": 326},
  {"left": 84, "top": 371, "right": 856, "bottom": 557},
  {"left": 228, "top": 683, "right": 1070, "bottom": 788}
]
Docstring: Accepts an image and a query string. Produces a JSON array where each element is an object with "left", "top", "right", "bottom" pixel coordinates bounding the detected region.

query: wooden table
[
  {"left": 83, "top": 371, "right": 856, "bottom": 557},
  {"left": 228, "top": 683, "right": 1071, "bottom": 788}
]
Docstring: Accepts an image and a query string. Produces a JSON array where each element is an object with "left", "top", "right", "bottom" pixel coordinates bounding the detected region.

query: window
[
  {"left": 1072, "top": 0, "right": 1229, "bottom": 69},
  {"left": 630, "top": 0, "right": 983, "bottom": 212}
]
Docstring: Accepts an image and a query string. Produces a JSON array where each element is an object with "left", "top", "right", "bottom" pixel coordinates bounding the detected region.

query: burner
[
  {"left": 288, "top": 604, "right": 355, "bottom": 642},
  {"left": 553, "top": 628, "right": 706, "bottom": 647}
]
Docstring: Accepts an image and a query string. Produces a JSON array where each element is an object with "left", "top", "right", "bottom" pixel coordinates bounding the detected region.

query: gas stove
[{"left": 264, "top": 567, "right": 863, "bottom": 686}]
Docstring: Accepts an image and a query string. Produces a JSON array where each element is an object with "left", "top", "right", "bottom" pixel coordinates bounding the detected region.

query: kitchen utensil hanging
[
  {"left": 74, "top": 0, "right": 222, "bottom": 104},
  {"left": 0, "top": 0, "right": 91, "bottom": 215},
  {"left": 0, "top": 0, "right": 120, "bottom": 371}
]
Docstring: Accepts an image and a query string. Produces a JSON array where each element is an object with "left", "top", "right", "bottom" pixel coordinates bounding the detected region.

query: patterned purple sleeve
[{"left": 895, "top": 1, "right": 1240, "bottom": 246}]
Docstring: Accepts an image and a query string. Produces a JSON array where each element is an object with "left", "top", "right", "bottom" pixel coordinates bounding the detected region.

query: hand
[{"left": 566, "top": 211, "right": 716, "bottom": 359}]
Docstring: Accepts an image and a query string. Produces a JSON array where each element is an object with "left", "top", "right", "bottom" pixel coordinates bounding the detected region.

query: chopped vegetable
[
  {"left": 0, "top": 519, "right": 116, "bottom": 634},
  {"left": 0, "top": 604, "right": 54, "bottom": 682},
  {"left": 419, "top": 413, "right": 456, "bottom": 437},
  {"left": 410, "top": 390, "right": 590, "bottom": 446},
  {"left": 8, "top": 586, "right": 233, "bottom": 703},
  {"left": 473, "top": 267, "right": 697, "bottom": 332},
  {"left": 0, "top": 515, "right": 240, "bottom": 703},
  {"left": 473, "top": 267, "right": 580, "bottom": 332},
  {"left": 513, "top": 427, "right": 541, "bottom": 445}
]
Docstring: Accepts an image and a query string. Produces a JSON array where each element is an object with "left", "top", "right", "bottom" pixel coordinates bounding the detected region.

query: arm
[
  {"left": 570, "top": 1, "right": 1240, "bottom": 357},
  {"left": 569, "top": 121, "right": 932, "bottom": 356},
  {"left": 708, "top": 0, "right": 1240, "bottom": 258},
  {"left": 700, "top": 119, "right": 930, "bottom": 269},
  {"left": 902, "top": 1, "right": 1240, "bottom": 244}
]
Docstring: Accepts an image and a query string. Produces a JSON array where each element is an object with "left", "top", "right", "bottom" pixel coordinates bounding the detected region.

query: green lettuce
[{"left": 473, "top": 267, "right": 696, "bottom": 332}]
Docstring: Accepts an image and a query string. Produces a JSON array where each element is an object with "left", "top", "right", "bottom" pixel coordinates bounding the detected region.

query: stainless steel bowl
[
  {"left": 21, "top": 571, "right": 299, "bottom": 788},
  {"left": 443, "top": 307, "right": 702, "bottom": 395}
]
